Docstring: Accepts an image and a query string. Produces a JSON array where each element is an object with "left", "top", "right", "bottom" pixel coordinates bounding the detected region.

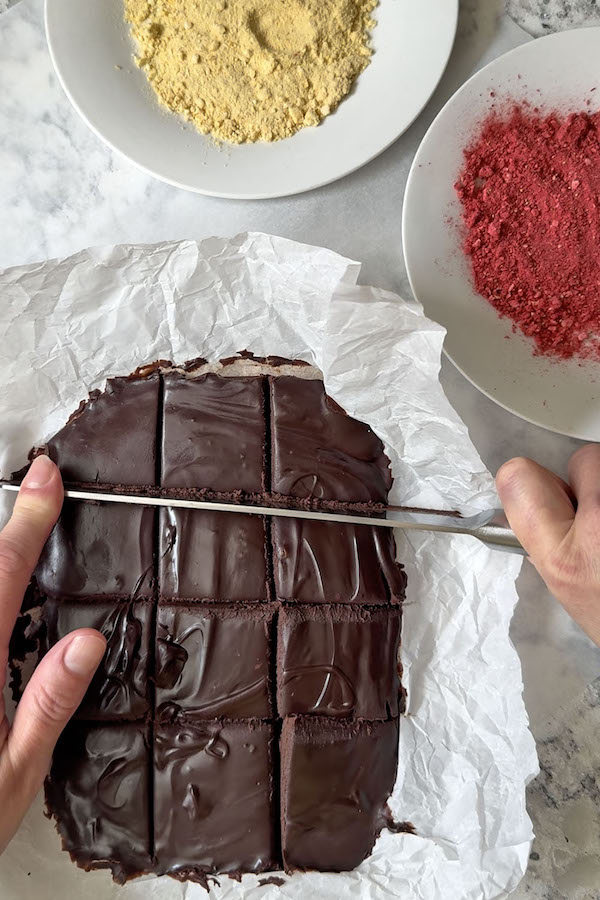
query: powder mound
[
  {"left": 455, "top": 104, "right": 600, "bottom": 361},
  {"left": 125, "top": 0, "right": 377, "bottom": 144}
]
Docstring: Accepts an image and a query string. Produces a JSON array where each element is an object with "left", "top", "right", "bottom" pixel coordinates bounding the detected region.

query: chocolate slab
[
  {"left": 47, "top": 375, "right": 160, "bottom": 485},
  {"left": 271, "top": 517, "right": 405, "bottom": 604},
  {"left": 13, "top": 366, "right": 407, "bottom": 883},
  {"left": 277, "top": 605, "right": 402, "bottom": 719},
  {"left": 280, "top": 717, "right": 399, "bottom": 872},
  {"left": 161, "top": 372, "right": 266, "bottom": 492},
  {"left": 270, "top": 376, "right": 392, "bottom": 503},
  {"left": 46, "top": 723, "right": 151, "bottom": 883},
  {"left": 43, "top": 600, "right": 152, "bottom": 720},
  {"left": 154, "top": 717, "right": 276, "bottom": 876},
  {"left": 156, "top": 604, "right": 274, "bottom": 717},
  {"left": 159, "top": 507, "right": 269, "bottom": 602},
  {"left": 35, "top": 501, "right": 155, "bottom": 599}
]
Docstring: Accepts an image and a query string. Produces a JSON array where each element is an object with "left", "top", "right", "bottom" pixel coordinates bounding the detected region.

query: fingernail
[
  {"left": 23, "top": 455, "right": 56, "bottom": 489},
  {"left": 63, "top": 635, "right": 106, "bottom": 677}
]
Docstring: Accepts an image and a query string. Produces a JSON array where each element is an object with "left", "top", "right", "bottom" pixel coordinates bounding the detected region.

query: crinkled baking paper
[{"left": 0, "top": 233, "right": 538, "bottom": 900}]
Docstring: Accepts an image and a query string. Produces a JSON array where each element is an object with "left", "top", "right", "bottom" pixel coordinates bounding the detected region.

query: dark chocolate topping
[
  {"left": 162, "top": 373, "right": 266, "bottom": 492},
  {"left": 280, "top": 717, "right": 399, "bottom": 872},
  {"left": 154, "top": 719, "right": 276, "bottom": 876},
  {"left": 47, "top": 375, "right": 160, "bottom": 485},
  {"left": 35, "top": 501, "right": 155, "bottom": 599},
  {"left": 270, "top": 377, "right": 392, "bottom": 503},
  {"left": 43, "top": 600, "right": 152, "bottom": 720},
  {"left": 46, "top": 723, "right": 151, "bottom": 883},
  {"left": 159, "top": 507, "right": 269, "bottom": 602},
  {"left": 271, "top": 517, "right": 405, "bottom": 604},
  {"left": 13, "top": 366, "right": 406, "bottom": 884},
  {"left": 156, "top": 604, "right": 274, "bottom": 718},
  {"left": 218, "top": 351, "right": 310, "bottom": 367},
  {"left": 277, "top": 605, "right": 402, "bottom": 720}
]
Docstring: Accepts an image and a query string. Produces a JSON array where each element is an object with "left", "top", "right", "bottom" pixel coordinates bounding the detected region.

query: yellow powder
[{"left": 124, "top": 0, "right": 377, "bottom": 143}]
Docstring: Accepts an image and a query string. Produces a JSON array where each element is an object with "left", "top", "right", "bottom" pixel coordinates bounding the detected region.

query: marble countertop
[
  {"left": 0, "top": 1, "right": 598, "bottom": 897},
  {"left": 507, "top": 0, "right": 600, "bottom": 36}
]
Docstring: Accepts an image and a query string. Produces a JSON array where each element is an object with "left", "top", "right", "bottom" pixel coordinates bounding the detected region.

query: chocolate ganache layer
[{"left": 11, "top": 363, "right": 407, "bottom": 884}]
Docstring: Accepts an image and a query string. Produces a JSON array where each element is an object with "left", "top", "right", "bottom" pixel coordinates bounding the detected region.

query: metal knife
[{"left": 1, "top": 483, "right": 524, "bottom": 555}]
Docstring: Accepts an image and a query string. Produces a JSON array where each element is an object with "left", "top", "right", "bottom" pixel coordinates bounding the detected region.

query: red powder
[{"left": 455, "top": 105, "right": 600, "bottom": 360}]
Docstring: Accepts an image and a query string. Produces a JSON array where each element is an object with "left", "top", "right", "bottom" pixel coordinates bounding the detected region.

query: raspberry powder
[{"left": 455, "top": 104, "right": 600, "bottom": 361}]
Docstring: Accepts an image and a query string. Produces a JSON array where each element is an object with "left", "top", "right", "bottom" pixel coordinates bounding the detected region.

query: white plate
[
  {"left": 403, "top": 28, "right": 600, "bottom": 442},
  {"left": 45, "top": 0, "right": 457, "bottom": 200}
]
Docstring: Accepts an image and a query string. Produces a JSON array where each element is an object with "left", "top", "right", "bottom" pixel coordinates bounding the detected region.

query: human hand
[
  {"left": 497, "top": 445, "right": 600, "bottom": 647},
  {"left": 0, "top": 456, "right": 106, "bottom": 853}
]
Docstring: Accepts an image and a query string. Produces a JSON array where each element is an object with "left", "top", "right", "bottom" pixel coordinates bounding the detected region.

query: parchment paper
[{"left": 0, "top": 233, "right": 538, "bottom": 900}]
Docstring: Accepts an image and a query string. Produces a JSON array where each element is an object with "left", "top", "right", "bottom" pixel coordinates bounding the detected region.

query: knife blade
[{"left": 1, "top": 483, "right": 524, "bottom": 555}]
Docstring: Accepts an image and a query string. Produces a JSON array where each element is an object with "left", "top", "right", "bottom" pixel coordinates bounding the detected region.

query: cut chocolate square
[
  {"left": 47, "top": 375, "right": 160, "bottom": 485},
  {"left": 154, "top": 717, "right": 276, "bottom": 876},
  {"left": 156, "top": 604, "right": 274, "bottom": 718},
  {"left": 271, "top": 517, "right": 405, "bottom": 604},
  {"left": 35, "top": 502, "right": 155, "bottom": 599},
  {"left": 277, "top": 605, "right": 402, "bottom": 720},
  {"left": 46, "top": 723, "right": 151, "bottom": 883},
  {"left": 280, "top": 717, "right": 399, "bottom": 872},
  {"left": 270, "top": 376, "right": 391, "bottom": 503},
  {"left": 43, "top": 600, "right": 152, "bottom": 720},
  {"left": 159, "top": 507, "right": 269, "bottom": 602},
  {"left": 162, "top": 373, "right": 266, "bottom": 492}
]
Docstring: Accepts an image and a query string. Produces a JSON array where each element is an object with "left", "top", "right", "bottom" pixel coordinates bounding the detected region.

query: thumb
[
  {"left": 7, "top": 628, "right": 106, "bottom": 812},
  {"left": 496, "top": 456, "right": 576, "bottom": 564}
]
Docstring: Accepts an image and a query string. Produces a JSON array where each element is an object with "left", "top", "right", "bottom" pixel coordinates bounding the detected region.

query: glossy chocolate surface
[
  {"left": 277, "top": 605, "right": 402, "bottom": 720},
  {"left": 46, "top": 723, "right": 151, "bottom": 883},
  {"left": 47, "top": 375, "right": 160, "bottom": 485},
  {"left": 281, "top": 718, "right": 399, "bottom": 872},
  {"left": 159, "top": 507, "right": 269, "bottom": 601},
  {"left": 270, "top": 377, "right": 392, "bottom": 503},
  {"left": 43, "top": 600, "right": 152, "bottom": 719},
  {"left": 162, "top": 373, "right": 266, "bottom": 492},
  {"left": 14, "top": 368, "right": 405, "bottom": 883},
  {"left": 271, "top": 517, "right": 405, "bottom": 604},
  {"left": 35, "top": 501, "right": 155, "bottom": 599},
  {"left": 156, "top": 604, "right": 274, "bottom": 717},
  {"left": 154, "top": 717, "right": 276, "bottom": 876}
]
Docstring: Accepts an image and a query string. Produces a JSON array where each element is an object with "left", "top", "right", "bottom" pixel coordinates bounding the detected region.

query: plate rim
[
  {"left": 45, "top": 0, "right": 459, "bottom": 200},
  {"left": 403, "top": 26, "right": 600, "bottom": 442}
]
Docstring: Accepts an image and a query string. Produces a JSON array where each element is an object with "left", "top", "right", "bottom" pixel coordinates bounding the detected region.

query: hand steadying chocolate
[
  {"left": 0, "top": 456, "right": 105, "bottom": 853},
  {"left": 497, "top": 444, "right": 600, "bottom": 648}
]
